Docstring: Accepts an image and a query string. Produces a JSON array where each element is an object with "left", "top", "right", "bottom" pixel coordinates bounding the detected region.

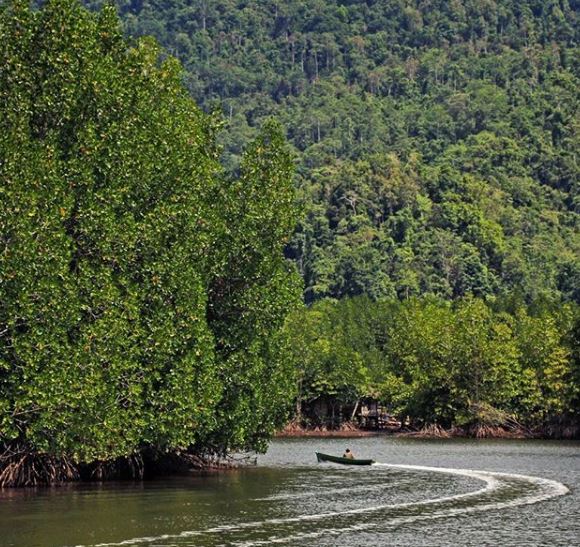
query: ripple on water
[{"left": 81, "top": 463, "right": 568, "bottom": 547}]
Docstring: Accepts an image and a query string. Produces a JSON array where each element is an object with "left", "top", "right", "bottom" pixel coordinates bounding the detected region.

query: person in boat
[{"left": 343, "top": 448, "right": 354, "bottom": 459}]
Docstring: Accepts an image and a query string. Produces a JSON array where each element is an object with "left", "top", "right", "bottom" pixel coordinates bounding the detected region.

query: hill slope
[{"left": 82, "top": 0, "right": 579, "bottom": 302}]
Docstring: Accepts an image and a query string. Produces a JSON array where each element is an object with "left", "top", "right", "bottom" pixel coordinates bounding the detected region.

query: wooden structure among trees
[
  {"left": 358, "top": 401, "right": 401, "bottom": 431},
  {"left": 301, "top": 397, "right": 401, "bottom": 431}
]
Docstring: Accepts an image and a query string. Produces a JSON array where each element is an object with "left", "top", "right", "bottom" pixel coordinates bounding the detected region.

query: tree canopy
[
  {"left": 284, "top": 296, "right": 579, "bottom": 433},
  {"left": 79, "top": 0, "right": 579, "bottom": 304},
  {"left": 0, "top": 0, "right": 300, "bottom": 485}
]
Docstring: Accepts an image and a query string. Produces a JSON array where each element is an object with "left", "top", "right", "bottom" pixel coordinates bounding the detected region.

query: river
[{"left": 0, "top": 437, "right": 578, "bottom": 546}]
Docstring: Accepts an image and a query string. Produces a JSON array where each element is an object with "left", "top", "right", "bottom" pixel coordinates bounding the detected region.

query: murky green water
[{"left": 0, "top": 438, "right": 578, "bottom": 546}]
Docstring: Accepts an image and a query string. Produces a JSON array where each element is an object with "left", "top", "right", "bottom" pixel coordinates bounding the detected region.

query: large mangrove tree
[{"left": 0, "top": 0, "right": 300, "bottom": 486}]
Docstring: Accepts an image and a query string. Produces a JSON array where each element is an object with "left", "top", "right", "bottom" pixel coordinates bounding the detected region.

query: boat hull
[{"left": 315, "top": 452, "right": 375, "bottom": 465}]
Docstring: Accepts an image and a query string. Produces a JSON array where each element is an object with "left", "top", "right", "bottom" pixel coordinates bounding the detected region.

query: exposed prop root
[
  {"left": 468, "top": 423, "right": 525, "bottom": 439},
  {"left": 89, "top": 453, "right": 145, "bottom": 481},
  {"left": 145, "top": 451, "right": 210, "bottom": 474},
  {"left": 414, "top": 423, "right": 451, "bottom": 438},
  {"left": 276, "top": 420, "right": 380, "bottom": 437},
  {"left": 0, "top": 445, "right": 79, "bottom": 487},
  {"left": 464, "top": 402, "right": 532, "bottom": 438},
  {"left": 544, "top": 423, "right": 579, "bottom": 440},
  {"left": 277, "top": 419, "right": 304, "bottom": 434},
  {"left": 0, "top": 444, "right": 235, "bottom": 487}
]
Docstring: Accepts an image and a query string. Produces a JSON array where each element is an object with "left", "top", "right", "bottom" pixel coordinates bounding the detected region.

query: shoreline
[
  {"left": 275, "top": 425, "right": 579, "bottom": 441},
  {"left": 275, "top": 429, "right": 387, "bottom": 438}
]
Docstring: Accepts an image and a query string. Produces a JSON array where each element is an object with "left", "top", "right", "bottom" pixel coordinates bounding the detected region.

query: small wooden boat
[{"left": 316, "top": 452, "right": 375, "bottom": 466}]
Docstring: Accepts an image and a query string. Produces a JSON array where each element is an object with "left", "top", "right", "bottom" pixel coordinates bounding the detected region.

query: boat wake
[
  {"left": 251, "top": 481, "right": 397, "bottom": 501},
  {"left": 81, "top": 463, "right": 569, "bottom": 547}
]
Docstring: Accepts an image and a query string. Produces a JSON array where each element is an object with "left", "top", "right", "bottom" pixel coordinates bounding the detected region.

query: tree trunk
[{"left": 350, "top": 399, "right": 360, "bottom": 421}]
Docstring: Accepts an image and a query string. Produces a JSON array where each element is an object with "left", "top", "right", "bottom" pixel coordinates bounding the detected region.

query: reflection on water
[{"left": 0, "top": 438, "right": 578, "bottom": 547}]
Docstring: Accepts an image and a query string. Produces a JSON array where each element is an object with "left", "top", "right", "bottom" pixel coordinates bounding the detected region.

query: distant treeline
[
  {"left": 79, "top": 0, "right": 579, "bottom": 304},
  {"left": 284, "top": 296, "right": 579, "bottom": 436}
]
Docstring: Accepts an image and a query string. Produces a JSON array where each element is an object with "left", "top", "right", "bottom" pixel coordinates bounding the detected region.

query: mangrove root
[{"left": 0, "top": 445, "right": 79, "bottom": 487}]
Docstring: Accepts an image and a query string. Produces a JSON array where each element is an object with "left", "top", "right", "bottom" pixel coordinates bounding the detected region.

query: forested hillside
[{"left": 81, "top": 0, "right": 579, "bottom": 303}]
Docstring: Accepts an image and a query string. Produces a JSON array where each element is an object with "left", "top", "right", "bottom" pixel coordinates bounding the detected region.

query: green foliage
[
  {"left": 285, "top": 299, "right": 371, "bottom": 415},
  {"left": 0, "top": 0, "right": 299, "bottom": 465},
  {"left": 284, "top": 296, "right": 579, "bottom": 429},
  {"left": 80, "top": 0, "right": 579, "bottom": 304},
  {"left": 205, "top": 121, "right": 302, "bottom": 452}
]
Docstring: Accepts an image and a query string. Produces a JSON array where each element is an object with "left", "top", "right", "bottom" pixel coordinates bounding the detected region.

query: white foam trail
[
  {"left": 79, "top": 463, "right": 569, "bottom": 547},
  {"left": 234, "top": 464, "right": 569, "bottom": 546}
]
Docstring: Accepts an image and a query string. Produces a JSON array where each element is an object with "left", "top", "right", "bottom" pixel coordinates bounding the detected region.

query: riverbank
[
  {"left": 0, "top": 445, "right": 244, "bottom": 488},
  {"left": 275, "top": 422, "right": 580, "bottom": 440}
]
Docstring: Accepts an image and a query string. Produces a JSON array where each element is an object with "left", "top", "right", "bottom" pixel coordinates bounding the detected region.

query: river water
[{"left": 0, "top": 437, "right": 578, "bottom": 546}]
